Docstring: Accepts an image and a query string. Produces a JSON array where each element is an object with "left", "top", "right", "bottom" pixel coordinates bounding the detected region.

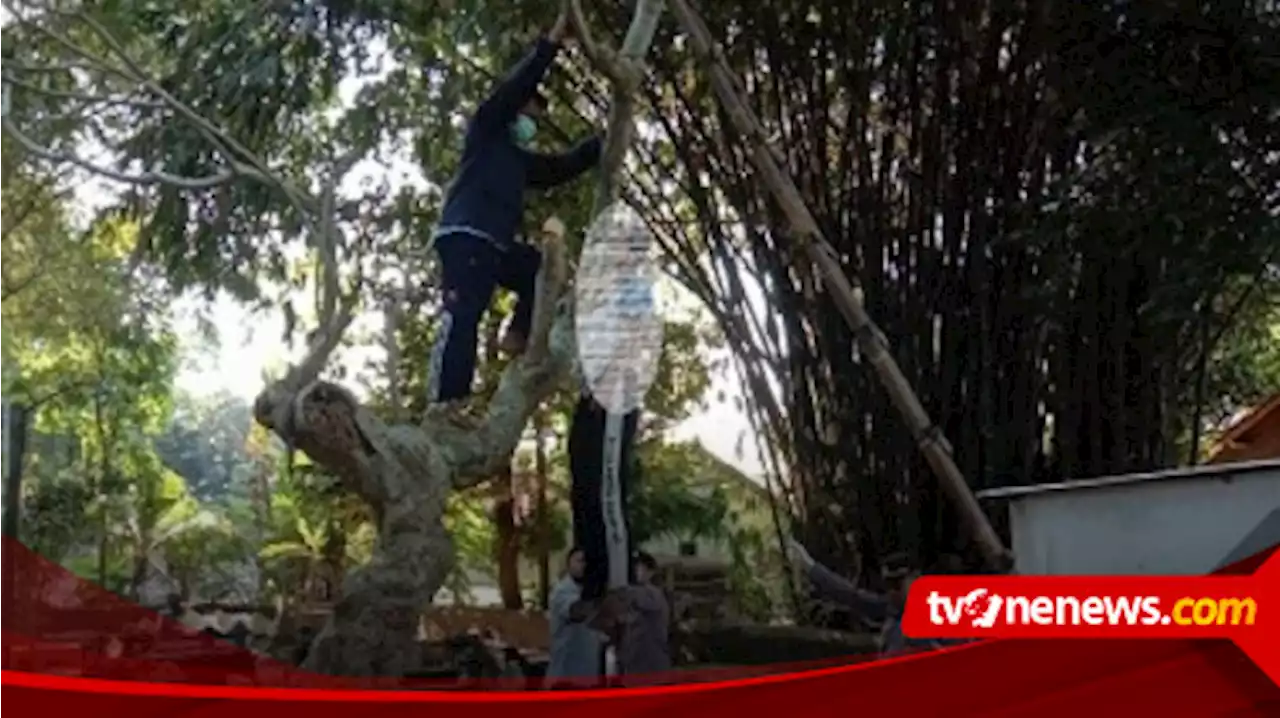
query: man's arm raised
[
  {"left": 473, "top": 13, "right": 572, "bottom": 131},
  {"left": 523, "top": 135, "right": 603, "bottom": 189},
  {"left": 787, "top": 538, "right": 890, "bottom": 623}
]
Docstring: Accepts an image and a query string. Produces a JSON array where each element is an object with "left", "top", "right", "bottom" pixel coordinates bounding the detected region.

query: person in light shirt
[{"left": 545, "top": 547, "right": 605, "bottom": 688}]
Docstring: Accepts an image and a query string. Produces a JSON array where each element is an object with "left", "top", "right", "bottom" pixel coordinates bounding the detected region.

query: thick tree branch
[
  {"left": 571, "top": 0, "right": 666, "bottom": 228},
  {"left": 316, "top": 149, "right": 363, "bottom": 327}
]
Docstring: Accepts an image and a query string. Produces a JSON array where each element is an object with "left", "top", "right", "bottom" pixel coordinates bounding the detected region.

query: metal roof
[{"left": 976, "top": 458, "right": 1280, "bottom": 501}]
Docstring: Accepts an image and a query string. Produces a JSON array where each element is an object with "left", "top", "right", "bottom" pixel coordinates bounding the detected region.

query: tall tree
[{"left": 3, "top": 0, "right": 669, "bottom": 674}]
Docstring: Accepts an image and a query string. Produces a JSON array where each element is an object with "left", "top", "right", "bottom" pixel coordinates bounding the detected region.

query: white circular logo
[{"left": 574, "top": 202, "right": 663, "bottom": 414}]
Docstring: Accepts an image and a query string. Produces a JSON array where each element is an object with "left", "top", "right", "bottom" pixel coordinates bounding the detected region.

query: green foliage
[
  {"left": 1208, "top": 307, "right": 1280, "bottom": 422},
  {"left": 153, "top": 391, "right": 257, "bottom": 501},
  {"left": 643, "top": 319, "right": 721, "bottom": 427},
  {"left": 258, "top": 459, "right": 374, "bottom": 601},
  {"left": 119, "top": 470, "right": 249, "bottom": 597},
  {"left": 19, "top": 474, "right": 92, "bottom": 564},
  {"left": 161, "top": 503, "right": 250, "bottom": 599},
  {"left": 440, "top": 491, "right": 496, "bottom": 601},
  {"left": 725, "top": 522, "right": 780, "bottom": 622},
  {"left": 1, "top": 0, "right": 777, "bottom": 615},
  {"left": 631, "top": 439, "right": 731, "bottom": 546},
  {"left": 3, "top": 154, "right": 188, "bottom": 593}
]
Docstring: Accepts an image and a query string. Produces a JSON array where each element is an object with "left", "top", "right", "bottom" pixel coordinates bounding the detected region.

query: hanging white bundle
[{"left": 574, "top": 200, "right": 664, "bottom": 415}]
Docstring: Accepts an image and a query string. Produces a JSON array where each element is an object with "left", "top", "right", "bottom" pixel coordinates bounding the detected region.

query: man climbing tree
[{"left": 426, "top": 9, "right": 602, "bottom": 423}]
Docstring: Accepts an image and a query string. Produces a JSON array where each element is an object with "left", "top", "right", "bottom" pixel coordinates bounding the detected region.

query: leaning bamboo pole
[{"left": 669, "top": 0, "right": 1011, "bottom": 571}]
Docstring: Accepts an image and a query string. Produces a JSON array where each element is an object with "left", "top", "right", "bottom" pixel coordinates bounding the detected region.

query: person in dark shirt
[
  {"left": 426, "top": 10, "right": 602, "bottom": 423},
  {"left": 615, "top": 552, "right": 671, "bottom": 686}
]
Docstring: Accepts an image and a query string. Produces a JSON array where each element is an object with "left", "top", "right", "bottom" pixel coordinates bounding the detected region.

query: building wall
[{"left": 1008, "top": 463, "right": 1280, "bottom": 575}]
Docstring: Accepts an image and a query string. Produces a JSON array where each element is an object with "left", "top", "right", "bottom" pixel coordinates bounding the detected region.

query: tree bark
[
  {"left": 92, "top": 391, "right": 110, "bottom": 588},
  {"left": 534, "top": 412, "right": 551, "bottom": 609},
  {"left": 494, "top": 465, "right": 522, "bottom": 609},
  {"left": 252, "top": 236, "right": 574, "bottom": 674}
]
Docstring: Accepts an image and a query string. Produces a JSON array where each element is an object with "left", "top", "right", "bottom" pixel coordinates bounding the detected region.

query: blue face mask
[{"left": 511, "top": 114, "right": 537, "bottom": 145}]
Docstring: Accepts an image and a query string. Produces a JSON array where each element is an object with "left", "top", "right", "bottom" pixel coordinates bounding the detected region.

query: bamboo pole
[{"left": 669, "top": 0, "right": 1011, "bottom": 571}]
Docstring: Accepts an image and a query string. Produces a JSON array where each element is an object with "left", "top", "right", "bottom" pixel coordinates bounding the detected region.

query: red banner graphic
[
  {"left": 901, "top": 555, "right": 1279, "bottom": 684},
  {"left": 905, "top": 577, "right": 1262, "bottom": 637},
  {"left": 3, "top": 537, "right": 1278, "bottom": 716}
]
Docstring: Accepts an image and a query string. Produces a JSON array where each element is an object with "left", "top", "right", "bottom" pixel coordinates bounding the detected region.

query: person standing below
[
  {"left": 615, "top": 552, "right": 671, "bottom": 686},
  {"left": 545, "top": 547, "right": 605, "bottom": 689},
  {"left": 426, "top": 10, "right": 602, "bottom": 424},
  {"left": 785, "top": 538, "right": 958, "bottom": 656}
]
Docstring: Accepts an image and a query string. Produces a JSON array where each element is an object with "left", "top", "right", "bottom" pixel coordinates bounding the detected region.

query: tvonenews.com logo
[{"left": 926, "top": 589, "right": 1259, "bottom": 629}]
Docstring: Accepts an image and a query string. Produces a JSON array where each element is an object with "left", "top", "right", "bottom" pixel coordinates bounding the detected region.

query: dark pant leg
[
  {"left": 569, "top": 394, "right": 642, "bottom": 599},
  {"left": 616, "top": 407, "right": 640, "bottom": 583},
  {"left": 598, "top": 410, "right": 633, "bottom": 589},
  {"left": 570, "top": 394, "right": 609, "bottom": 601},
  {"left": 427, "top": 236, "right": 497, "bottom": 403},
  {"left": 494, "top": 241, "right": 542, "bottom": 339}
]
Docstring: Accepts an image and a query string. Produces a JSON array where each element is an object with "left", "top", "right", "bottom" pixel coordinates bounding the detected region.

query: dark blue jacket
[{"left": 434, "top": 38, "right": 602, "bottom": 250}]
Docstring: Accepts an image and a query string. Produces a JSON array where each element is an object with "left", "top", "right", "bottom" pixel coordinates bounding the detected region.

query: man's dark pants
[
  {"left": 569, "top": 394, "right": 640, "bottom": 601},
  {"left": 428, "top": 233, "right": 541, "bottom": 402}
]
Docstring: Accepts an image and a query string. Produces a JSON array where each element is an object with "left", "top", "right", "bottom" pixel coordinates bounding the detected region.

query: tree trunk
[
  {"left": 92, "top": 392, "right": 110, "bottom": 587},
  {"left": 323, "top": 523, "right": 347, "bottom": 602},
  {"left": 253, "top": 234, "right": 574, "bottom": 676},
  {"left": 534, "top": 412, "right": 551, "bottom": 609},
  {"left": 130, "top": 546, "right": 148, "bottom": 600},
  {"left": 494, "top": 465, "right": 522, "bottom": 609},
  {"left": 1187, "top": 310, "right": 1211, "bottom": 465},
  {"left": 252, "top": 466, "right": 272, "bottom": 595}
]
